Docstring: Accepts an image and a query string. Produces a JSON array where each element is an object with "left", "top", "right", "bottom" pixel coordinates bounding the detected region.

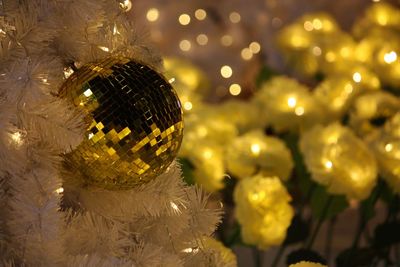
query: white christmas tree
[{"left": 0, "top": 1, "right": 236, "bottom": 266}]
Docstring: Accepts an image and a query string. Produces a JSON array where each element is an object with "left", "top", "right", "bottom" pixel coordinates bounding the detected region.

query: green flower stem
[
  {"left": 345, "top": 182, "right": 383, "bottom": 267},
  {"left": 252, "top": 247, "right": 263, "bottom": 267},
  {"left": 325, "top": 217, "right": 336, "bottom": 261},
  {"left": 305, "top": 195, "right": 334, "bottom": 250},
  {"left": 225, "top": 224, "right": 241, "bottom": 247},
  {"left": 271, "top": 244, "right": 286, "bottom": 267}
]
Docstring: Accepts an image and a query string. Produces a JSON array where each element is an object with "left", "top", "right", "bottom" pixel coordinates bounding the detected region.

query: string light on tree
[
  {"left": 178, "top": 13, "right": 191, "bottom": 26},
  {"left": 220, "top": 65, "right": 233, "bottom": 78},
  {"left": 146, "top": 8, "right": 160, "bottom": 22},
  {"left": 229, "top": 83, "right": 241, "bottom": 96},
  {"left": 383, "top": 51, "right": 397, "bottom": 64},
  {"left": 229, "top": 12, "right": 241, "bottom": 24},
  {"left": 194, "top": 9, "right": 207, "bottom": 20},
  {"left": 179, "top": 39, "right": 191, "bottom": 51}
]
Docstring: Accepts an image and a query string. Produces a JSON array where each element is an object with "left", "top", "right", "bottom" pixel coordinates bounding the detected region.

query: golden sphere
[{"left": 60, "top": 57, "right": 183, "bottom": 190}]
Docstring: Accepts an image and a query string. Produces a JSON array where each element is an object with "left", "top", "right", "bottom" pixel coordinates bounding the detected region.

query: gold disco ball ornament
[{"left": 60, "top": 57, "right": 184, "bottom": 190}]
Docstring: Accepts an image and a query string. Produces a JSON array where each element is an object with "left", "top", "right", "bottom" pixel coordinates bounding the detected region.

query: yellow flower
[
  {"left": 163, "top": 57, "right": 210, "bottom": 97},
  {"left": 201, "top": 237, "right": 237, "bottom": 267},
  {"left": 216, "top": 99, "right": 266, "bottom": 133},
  {"left": 226, "top": 130, "right": 293, "bottom": 181},
  {"left": 367, "top": 113, "right": 400, "bottom": 193},
  {"left": 254, "top": 77, "right": 325, "bottom": 132},
  {"left": 186, "top": 142, "right": 226, "bottom": 193},
  {"left": 349, "top": 91, "right": 400, "bottom": 137},
  {"left": 289, "top": 261, "right": 327, "bottom": 267},
  {"left": 300, "top": 123, "right": 378, "bottom": 200},
  {"left": 313, "top": 76, "right": 357, "bottom": 119},
  {"left": 234, "top": 175, "right": 294, "bottom": 249},
  {"left": 180, "top": 110, "right": 237, "bottom": 159},
  {"left": 353, "top": 2, "right": 400, "bottom": 38}
]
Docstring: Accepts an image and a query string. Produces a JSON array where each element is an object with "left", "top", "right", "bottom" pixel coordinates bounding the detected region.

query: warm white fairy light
[
  {"left": 178, "top": 14, "right": 191, "bottom": 25},
  {"left": 170, "top": 201, "right": 180, "bottom": 212},
  {"left": 221, "top": 35, "right": 233, "bottom": 46},
  {"left": 146, "top": 8, "right": 159, "bottom": 22},
  {"left": 229, "top": 12, "right": 241, "bottom": 23},
  {"left": 98, "top": 46, "right": 110, "bottom": 52},
  {"left": 55, "top": 187, "right": 64, "bottom": 194},
  {"left": 353, "top": 72, "right": 362, "bottom": 83},
  {"left": 181, "top": 247, "right": 199, "bottom": 254},
  {"left": 385, "top": 143, "right": 393, "bottom": 152},
  {"left": 344, "top": 83, "right": 354, "bottom": 94},
  {"left": 203, "top": 149, "right": 213, "bottom": 159},
  {"left": 287, "top": 97, "right": 297, "bottom": 108},
  {"left": 384, "top": 51, "right": 397, "bottom": 64},
  {"left": 229, "top": 83, "right": 241, "bottom": 96},
  {"left": 113, "top": 24, "right": 120, "bottom": 35},
  {"left": 220, "top": 65, "right": 233, "bottom": 78},
  {"left": 249, "top": 42, "right": 261, "bottom": 54},
  {"left": 304, "top": 21, "right": 313, "bottom": 31},
  {"left": 295, "top": 106, "right": 305, "bottom": 116},
  {"left": 179, "top": 39, "right": 191, "bottom": 51},
  {"left": 324, "top": 160, "right": 333, "bottom": 169},
  {"left": 10, "top": 132, "right": 22, "bottom": 145},
  {"left": 88, "top": 133, "right": 94, "bottom": 139},
  {"left": 195, "top": 9, "right": 207, "bottom": 20},
  {"left": 183, "top": 101, "right": 193, "bottom": 111},
  {"left": 313, "top": 19, "right": 322, "bottom": 30},
  {"left": 312, "top": 46, "right": 322, "bottom": 56},
  {"left": 168, "top": 77, "right": 175, "bottom": 84},
  {"left": 250, "top": 143, "right": 261, "bottom": 156},
  {"left": 272, "top": 17, "right": 282, "bottom": 28},
  {"left": 241, "top": 48, "right": 253, "bottom": 60},
  {"left": 196, "top": 34, "right": 208, "bottom": 46}
]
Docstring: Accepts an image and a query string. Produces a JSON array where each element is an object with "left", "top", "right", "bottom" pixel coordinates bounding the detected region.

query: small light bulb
[
  {"left": 220, "top": 65, "right": 233, "bottom": 78},
  {"left": 304, "top": 21, "right": 314, "bottom": 31},
  {"left": 179, "top": 40, "right": 191, "bottom": 51},
  {"left": 229, "top": 83, "right": 241, "bottom": 96},
  {"left": 287, "top": 97, "right": 297, "bottom": 108},
  {"left": 196, "top": 34, "right": 208, "bottom": 45},
  {"left": 385, "top": 143, "right": 393, "bottom": 152},
  {"left": 249, "top": 42, "right": 261, "bottom": 54},
  {"left": 195, "top": 9, "right": 207, "bottom": 20},
  {"left": 229, "top": 12, "right": 241, "bottom": 23},
  {"left": 353, "top": 72, "right": 362, "bottom": 83},
  {"left": 250, "top": 143, "right": 261, "bottom": 156},
  {"left": 55, "top": 187, "right": 64, "bottom": 194},
  {"left": 221, "top": 35, "right": 233, "bottom": 46},
  {"left": 324, "top": 160, "right": 333, "bottom": 169},
  {"left": 98, "top": 46, "right": 109, "bottom": 52},
  {"left": 295, "top": 106, "right": 305, "bottom": 116},
  {"left": 384, "top": 51, "right": 397, "bottom": 64},
  {"left": 170, "top": 201, "right": 180, "bottom": 211},
  {"left": 203, "top": 149, "right": 213, "bottom": 159},
  {"left": 146, "top": 8, "right": 159, "bottom": 22},
  {"left": 241, "top": 48, "right": 253, "bottom": 60},
  {"left": 312, "top": 46, "right": 322, "bottom": 56},
  {"left": 183, "top": 101, "right": 193, "bottom": 111},
  {"left": 178, "top": 14, "right": 191, "bottom": 25}
]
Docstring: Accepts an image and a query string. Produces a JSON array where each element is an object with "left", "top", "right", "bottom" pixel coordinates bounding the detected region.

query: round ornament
[{"left": 60, "top": 56, "right": 184, "bottom": 190}]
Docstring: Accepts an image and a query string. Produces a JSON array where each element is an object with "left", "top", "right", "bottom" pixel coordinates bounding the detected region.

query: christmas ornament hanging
[{"left": 60, "top": 56, "right": 183, "bottom": 190}]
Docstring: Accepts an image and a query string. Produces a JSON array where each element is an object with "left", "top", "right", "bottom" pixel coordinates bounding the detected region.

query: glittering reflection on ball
[{"left": 60, "top": 57, "right": 183, "bottom": 190}]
